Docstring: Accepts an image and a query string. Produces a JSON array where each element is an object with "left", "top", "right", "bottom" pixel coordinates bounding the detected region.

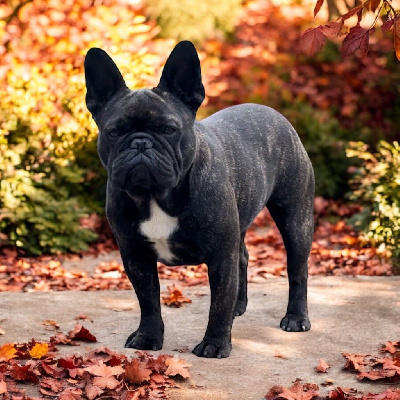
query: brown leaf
[
  {"left": 342, "top": 26, "right": 370, "bottom": 58},
  {"left": 165, "top": 357, "right": 191, "bottom": 379},
  {"left": 381, "top": 341, "right": 400, "bottom": 354},
  {"left": 316, "top": 359, "right": 330, "bottom": 373},
  {"left": 394, "top": 19, "right": 400, "bottom": 61},
  {"left": 0, "top": 343, "right": 17, "bottom": 361},
  {"left": 40, "top": 376, "right": 64, "bottom": 393},
  {"left": 314, "top": 0, "right": 324, "bottom": 17},
  {"left": 265, "top": 379, "right": 320, "bottom": 400},
  {"left": 0, "top": 380, "right": 7, "bottom": 394},
  {"left": 85, "top": 379, "right": 104, "bottom": 400},
  {"left": 342, "top": 352, "right": 366, "bottom": 371},
  {"left": 299, "top": 28, "right": 326, "bottom": 56},
  {"left": 124, "top": 359, "right": 152, "bottom": 384},
  {"left": 84, "top": 361, "right": 124, "bottom": 377},
  {"left": 42, "top": 320, "right": 59, "bottom": 329},
  {"left": 59, "top": 387, "right": 83, "bottom": 400},
  {"left": 68, "top": 324, "right": 97, "bottom": 342},
  {"left": 319, "top": 21, "right": 344, "bottom": 38},
  {"left": 93, "top": 375, "right": 120, "bottom": 390}
]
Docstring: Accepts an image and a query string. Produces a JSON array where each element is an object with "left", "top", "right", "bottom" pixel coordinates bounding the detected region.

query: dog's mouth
[{"left": 110, "top": 140, "right": 180, "bottom": 191}]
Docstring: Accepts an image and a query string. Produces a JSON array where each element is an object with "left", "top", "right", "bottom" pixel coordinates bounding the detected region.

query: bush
[
  {"left": 347, "top": 141, "right": 400, "bottom": 268},
  {"left": 0, "top": 0, "right": 166, "bottom": 255},
  {"left": 146, "top": 0, "right": 242, "bottom": 43},
  {"left": 277, "top": 100, "right": 352, "bottom": 198}
]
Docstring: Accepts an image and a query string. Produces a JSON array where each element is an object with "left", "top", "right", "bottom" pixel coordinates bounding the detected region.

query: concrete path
[{"left": 1, "top": 275, "right": 399, "bottom": 399}]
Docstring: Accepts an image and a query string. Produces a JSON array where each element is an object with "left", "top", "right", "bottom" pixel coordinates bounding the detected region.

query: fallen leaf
[
  {"left": 84, "top": 360, "right": 124, "bottom": 378},
  {"left": 10, "top": 362, "right": 39, "bottom": 383},
  {"left": 85, "top": 379, "right": 104, "bottom": 400},
  {"left": 165, "top": 357, "right": 191, "bottom": 379},
  {"left": 68, "top": 324, "right": 97, "bottom": 342},
  {"left": 161, "top": 284, "right": 192, "bottom": 308},
  {"left": 124, "top": 359, "right": 152, "bottom": 384},
  {"left": 42, "top": 320, "right": 59, "bottom": 329},
  {"left": 265, "top": 379, "right": 320, "bottom": 400},
  {"left": 0, "top": 343, "right": 17, "bottom": 361},
  {"left": 29, "top": 342, "right": 49, "bottom": 359},
  {"left": 0, "top": 327, "right": 5, "bottom": 335},
  {"left": 316, "top": 359, "right": 330, "bottom": 373},
  {"left": 92, "top": 375, "right": 120, "bottom": 390},
  {"left": 0, "top": 380, "right": 6, "bottom": 394}
]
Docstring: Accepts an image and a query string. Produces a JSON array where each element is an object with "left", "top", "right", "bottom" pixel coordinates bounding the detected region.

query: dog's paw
[
  {"left": 280, "top": 314, "right": 311, "bottom": 332},
  {"left": 192, "top": 339, "right": 232, "bottom": 358},
  {"left": 125, "top": 329, "right": 163, "bottom": 351},
  {"left": 234, "top": 299, "right": 247, "bottom": 317}
]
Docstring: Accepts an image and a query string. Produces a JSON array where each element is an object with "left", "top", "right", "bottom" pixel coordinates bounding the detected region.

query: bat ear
[
  {"left": 84, "top": 48, "right": 127, "bottom": 114},
  {"left": 157, "top": 41, "right": 205, "bottom": 113}
]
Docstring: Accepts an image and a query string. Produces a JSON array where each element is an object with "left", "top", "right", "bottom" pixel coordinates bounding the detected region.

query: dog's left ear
[{"left": 157, "top": 41, "right": 205, "bottom": 113}]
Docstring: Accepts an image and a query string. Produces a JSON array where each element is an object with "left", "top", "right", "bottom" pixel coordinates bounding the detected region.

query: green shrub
[
  {"left": 278, "top": 100, "right": 352, "bottom": 198},
  {"left": 146, "top": 0, "right": 242, "bottom": 43},
  {"left": 347, "top": 141, "right": 400, "bottom": 268}
]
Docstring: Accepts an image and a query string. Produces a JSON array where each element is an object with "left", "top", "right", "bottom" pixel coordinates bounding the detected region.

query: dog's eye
[
  {"left": 163, "top": 126, "right": 176, "bottom": 135},
  {"left": 107, "top": 129, "right": 119, "bottom": 137}
]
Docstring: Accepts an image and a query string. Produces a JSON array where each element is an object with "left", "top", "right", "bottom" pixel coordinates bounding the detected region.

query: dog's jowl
[{"left": 84, "top": 41, "right": 315, "bottom": 358}]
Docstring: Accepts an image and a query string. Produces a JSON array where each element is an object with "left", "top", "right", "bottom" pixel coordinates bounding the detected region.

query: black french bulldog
[{"left": 84, "top": 41, "right": 314, "bottom": 358}]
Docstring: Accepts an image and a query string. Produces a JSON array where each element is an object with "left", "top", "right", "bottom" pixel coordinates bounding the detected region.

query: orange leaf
[
  {"left": 85, "top": 361, "right": 124, "bottom": 378},
  {"left": 299, "top": 28, "right": 326, "bottom": 56},
  {"left": 0, "top": 343, "right": 17, "bottom": 361},
  {"left": 394, "top": 19, "right": 400, "bottom": 61},
  {"left": 165, "top": 357, "right": 191, "bottom": 379},
  {"left": 29, "top": 342, "right": 49, "bottom": 359},
  {"left": 316, "top": 359, "right": 330, "bottom": 372},
  {"left": 124, "top": 359, "right": 152, "bottom": 384}
]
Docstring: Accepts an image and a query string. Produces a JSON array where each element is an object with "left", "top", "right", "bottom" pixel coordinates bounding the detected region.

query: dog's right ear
[{"left": 84, "top": 48, "right": 127, "bottom": 114}]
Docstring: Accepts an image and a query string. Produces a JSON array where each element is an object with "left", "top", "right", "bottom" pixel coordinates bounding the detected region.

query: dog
[{"left": 84, "top": 41, "right": 314, "bottom": 358}]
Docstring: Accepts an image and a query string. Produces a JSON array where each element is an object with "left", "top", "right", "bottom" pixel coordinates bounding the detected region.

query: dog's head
[{"left": 84, "top": 41, "right": 205, "bottom": 196}]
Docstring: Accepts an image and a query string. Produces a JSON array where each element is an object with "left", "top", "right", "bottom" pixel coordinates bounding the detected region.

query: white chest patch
[{"left": 139, "top": 200, "right": 178, "bottom": 263}]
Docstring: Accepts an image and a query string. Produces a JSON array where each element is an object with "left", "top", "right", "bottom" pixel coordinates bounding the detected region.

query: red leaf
[
  {"left": 10, "top": 362, "right": 39, "bottom": 383},
  {"left": 314, "top": 0, "right": 324, "bottom": 17},
  {"left": 341, "top": 6, "right": 363, "bottom": 20},
  {"left": 369, "top": 0, "right": 381, "bottom": 13},
  {"left": 299, "top": 28, "right": 327, "bottom": 56},
  {"left": 124, "top": 359, "right": 152, "bottom": 384},
  {"left": 381, "top": 19, "right": 394, "bottom": 34},
  {"left": 342, "top": 26, "right": 370, "bottom": 58},
  {"left": 265, "top": 379, "right": 320, "bottom": 400},
  {"left": 68, "top": 324, "right": 97, "bottom": 342},
  {"left": 319, "top": 21, "right": 344, "bottom": 37}
]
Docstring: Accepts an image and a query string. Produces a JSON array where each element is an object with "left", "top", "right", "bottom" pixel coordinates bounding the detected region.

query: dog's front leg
[
  {"left": 119, "top": 243, "right": 164, "bottom": 351},
  {"left": 193, "top": 246, "right": 239, "bottom": 358}
]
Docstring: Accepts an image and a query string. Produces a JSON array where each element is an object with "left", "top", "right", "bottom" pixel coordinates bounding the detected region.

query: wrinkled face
[{"left": 97, "top": 89, "right": 197, "bottom": 196}]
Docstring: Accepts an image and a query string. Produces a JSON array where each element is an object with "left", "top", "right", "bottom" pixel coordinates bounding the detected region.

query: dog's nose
[{"left": 130, "top": 138, "right": 153, "bottom": 152}]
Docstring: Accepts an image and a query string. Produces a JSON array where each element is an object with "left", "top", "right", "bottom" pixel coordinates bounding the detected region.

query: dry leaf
[
  {"left": 68, "top": 324, "right": 97, "bottom": 342},
  {"left": 0, "top": 343, "right": 17, "bottom": 361},
  {"left": 316, "top": 359, "right": 330, "bottom": 373},
  {"left": 165, "top": 357, "right": 191, "bottom": 379},
  {"left": 29, "top": 342, "right": 49, "bottom": 359},
  {"left": 124, "top": 359, "right": 152, "bottom": 384},
  {"left": 0, "top": 380, "right": 7, "bottom": 395}
]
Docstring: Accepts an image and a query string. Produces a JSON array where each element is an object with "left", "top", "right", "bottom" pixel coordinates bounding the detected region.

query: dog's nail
[
  {"left": 282, "top": 326, "right": 286, "bottom": 330},
  {"left": 153, "top": 346, "right": 157, "bottom": 350},
  {"left": 287, "top": 327, "right": 291, "bottom": 332},
  {"left": 217, "top": 354, "right": 222, "bottom": 359},
  {"left": 302, "top": 325, "right": 306, "bottom": 331}
]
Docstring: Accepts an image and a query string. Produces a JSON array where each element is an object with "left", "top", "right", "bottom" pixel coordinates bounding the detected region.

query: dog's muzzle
[{"left": 110, "top": 134, "right": 179, "bottom": 191}]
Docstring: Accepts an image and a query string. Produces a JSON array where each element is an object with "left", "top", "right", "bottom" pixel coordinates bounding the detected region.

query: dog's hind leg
[
  {"left": 267, "top": 178, "right": 314, "bottom": 332},
  {"left": 234, "top": 235, "right": 249, "bottom": 317}
]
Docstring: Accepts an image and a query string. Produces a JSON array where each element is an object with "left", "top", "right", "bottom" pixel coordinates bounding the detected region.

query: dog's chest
[{"left": 139, "top": 200, "right": 178, "bottom": 263}]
